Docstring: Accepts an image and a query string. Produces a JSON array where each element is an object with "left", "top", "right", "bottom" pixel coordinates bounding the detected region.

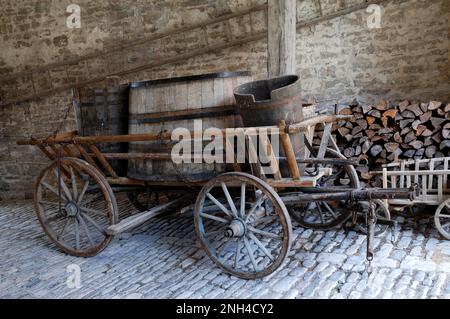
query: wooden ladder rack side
[
  {"left": 74, "top": 143, "right": 101, "bottom": 172},
  {"left": 89, "top": 144, "right": 119, "bottom": 178},
  {"left": 246, "top": 132, "right": 265, "bottom": 181},
  {"left": 428, "top": 159, "right": 435, "bottom": 199},
  {"left": 259, "top": 132, "right": 282, "bottom": 180},
  {"left": 225, "top": 136, "right": 242, "bottom": 173},
  {"left": 62, "top": 144, "right": 79, "bottom": 158},
  {"left": 444, "top": 158, "right": 449, "bottom": 192}
]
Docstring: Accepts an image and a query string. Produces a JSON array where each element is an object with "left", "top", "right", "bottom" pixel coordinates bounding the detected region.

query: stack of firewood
[{"left": 325, "top": 100, "right": 449, "bottom": 180}]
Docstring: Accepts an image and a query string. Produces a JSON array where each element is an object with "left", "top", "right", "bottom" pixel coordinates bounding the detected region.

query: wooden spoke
[
  {"left": 41, "top": 181, "right": 68, "bottom": 200},
  {"left": 316, "top": 203, "right": 325, "bottom": 224},
  {"left": 200, "top": 212, "right": 229, "bottom": 224},
  {"left": 248, "top": 226, "right": 282, "bottom": 240},
  {"left": 438, "top": 214, "right": 450, "bottom": 219},
  {"left": 441, "top": 222, "right": 450, "bottom": 229},
  {"left": 248, "top": 232, "right": 274, "bottom": 261},
  {"left": 221, "top": 182, "right": 238, "bottom": 217},
  {"left": 240, "top": 183, "right": 246, "bottom": 218},
  {"left": 77, "top": 180, "right": 89, "bottom": 205},
  {"left": 70, "top": 167, "right": 78, "bottom": 201},
  {"left": 74, "top": 218, "right": 80, "bottom": 250},
  {"left": 57, "top": 217, "right": 71, "bottom": 240},
  {"left": 243, "top": 236, "right": 258, "bottom": 272},
  {"left": 234, "top": 238, "right": 241, "bottom": 270},
  {"left": 205, "top": 229, "right": 223, "bottom": 237},
  {"left": 45, "top": 211, "right": 65, "bottom": 224},
  {"left": 39, "top": 200, "right": 62, "bottom": 207},
  {"left": 253, "top": 214, "right": 278, "bottom": 227},
  {"left": 54, "top": 169, "right": 73, "bottom": 201},
  {"left": 78, "top": 214, "right": 94, "bottom": 246},
  {"left": 80, "top": 212, "right": 106, "bottom": 235},
  {"left": 80, "top": 193, "right": 104, "bottom": 207},
  {"left": 245, "top": 195, "right": 267, "bottom": 222},
  {"left": 323, "top": 202, "right": 338, "bottom": 219},
  {"left": 206, "top": 193, "right": 232, "bottom": 217}
]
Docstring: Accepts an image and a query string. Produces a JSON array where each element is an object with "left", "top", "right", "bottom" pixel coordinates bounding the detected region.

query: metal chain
[
  {"left": 57, "top": 147, "right": 63, "bottom": 215},
  {"left": 51, "top": 102, "right": 73, "bottom": 138},
  {"left": 391, "top": 220, "right": 398, "bottom": 244}
]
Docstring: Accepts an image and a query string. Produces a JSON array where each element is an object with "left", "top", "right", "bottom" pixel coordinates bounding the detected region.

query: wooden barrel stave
[{"left": 127, "top": 72, "right": 252, "bottom": 182}]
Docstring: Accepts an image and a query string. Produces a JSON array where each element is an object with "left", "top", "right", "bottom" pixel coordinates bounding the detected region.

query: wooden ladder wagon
[
  {"left": 376, "top": 157, "right": 450, "bottom": 239},
  {"left": 17, "top": 115, "right": 416, "bottom": 279}
]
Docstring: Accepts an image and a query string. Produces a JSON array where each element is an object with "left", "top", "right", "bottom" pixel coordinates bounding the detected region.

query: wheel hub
[
  {"left": 225, "top": 219, "right": 246, "bottom": 238},
  {"left": 65, "top": 202, "right": 79, "bottom": 217}
]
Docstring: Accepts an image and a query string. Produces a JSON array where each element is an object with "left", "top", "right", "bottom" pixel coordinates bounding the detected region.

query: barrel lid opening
[
  {"left": 130, "top": 71, "right": 252, "bottom": 89},
  {"left": 233, "top": 74, "right": 299, "bottom": 102}
]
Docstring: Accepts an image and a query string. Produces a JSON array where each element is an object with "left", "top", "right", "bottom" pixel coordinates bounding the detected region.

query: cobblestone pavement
[{"left": 1, "top": 195, "right": 450, "bottom": 299}]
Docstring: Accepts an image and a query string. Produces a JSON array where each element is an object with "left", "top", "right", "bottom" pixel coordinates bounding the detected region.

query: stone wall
[
  {"left": 296, "top": 0, "right": 450, "bottom": 105},
  {"left": 0, "top": 0, "right": 448, "bottom": 199}
]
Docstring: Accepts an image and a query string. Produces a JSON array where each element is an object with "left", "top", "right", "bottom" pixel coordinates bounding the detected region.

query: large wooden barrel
[
  {"left": 127, "top": 71, "right": 252, "bottom": 182},
  {"left": 74, "top": 84, "right": 129, "bottom": 175}
]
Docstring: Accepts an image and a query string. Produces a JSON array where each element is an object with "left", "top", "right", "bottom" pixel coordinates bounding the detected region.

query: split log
[
  {"left": 425, "top": 145, "right": 437, "bottom": 158},
  {"left": 398, "top": 100, "right": 410, "bottom": 112},
  {"left": 419, "top": 111, "right": 432, "bottom": 123},
  {"left": 329, "top": 99, "right": 448, "bottom": 184},
  {"left": 368, "top": 110, "right": 381, "bottom": 118},
  {"left": 375, "top": 100, "right": 389, "bottom": 111},
  {"left": 362, "top": 105, "right": 372, "bottom": 114},
  {"left": 385, "top": 142, "right": 399, "bottom": 153},
  {"left": 409, "top": 140, "right": 424, "bottom": 150},
  {"left": 443, "top": 123, "right": 450, "bottom": 139},
  {"left": 370, "top": 145, "right": 383, "bottom": 157},
  {"left": 409, "top": 104, "right": 423, "bottom": 116},
  {"left": 428, "top": 101, "right": 442, "bottom": 110},
  {"left": 431, "top": 117, "right": 446, "bottom": 129},
  {"left": 401, "top": 110, "right": 416, "bottom": 119},
  {"left": 399, "top": 119, "right": 414, "bottom": 129},
  {"left": 420, "top": 102, "right": 429, "bottom": 113},
  {"left": 404, "top": 131, "right": 416, "bottom": 144}
]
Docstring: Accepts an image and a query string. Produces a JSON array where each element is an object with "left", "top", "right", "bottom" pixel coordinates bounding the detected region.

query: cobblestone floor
[{"left": 1, "top": 195, "right": 450, "bottom": 299}]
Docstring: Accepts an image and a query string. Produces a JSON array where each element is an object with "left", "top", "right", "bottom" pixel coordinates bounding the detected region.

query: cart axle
[{"left": 281, "top": 185, "right": 419, "bottom": 205}]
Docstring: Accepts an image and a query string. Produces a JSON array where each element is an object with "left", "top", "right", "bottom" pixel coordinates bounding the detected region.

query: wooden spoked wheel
[
  {"left": 194, "top": 172, "right": 292, "bottom": 279},
  {"left": 34, "top": 158, "right": 118, "bottom": 257},
  {"left": 289, "top": 148, "right": 360, "bottom": 230},
  {"left": 353, "top": 199, "right": 391, "bottom": 235},
  {"left": 434, "top": 199, "right": 450, "bottom": 240}
]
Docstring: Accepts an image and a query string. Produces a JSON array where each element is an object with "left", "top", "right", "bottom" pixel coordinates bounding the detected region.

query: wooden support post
[
  {"left": 279, "top": 121, "right": 300, "bottom": 180},
  {"left": 268, "top": 0, "right": 297, "bottom": 77}
]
